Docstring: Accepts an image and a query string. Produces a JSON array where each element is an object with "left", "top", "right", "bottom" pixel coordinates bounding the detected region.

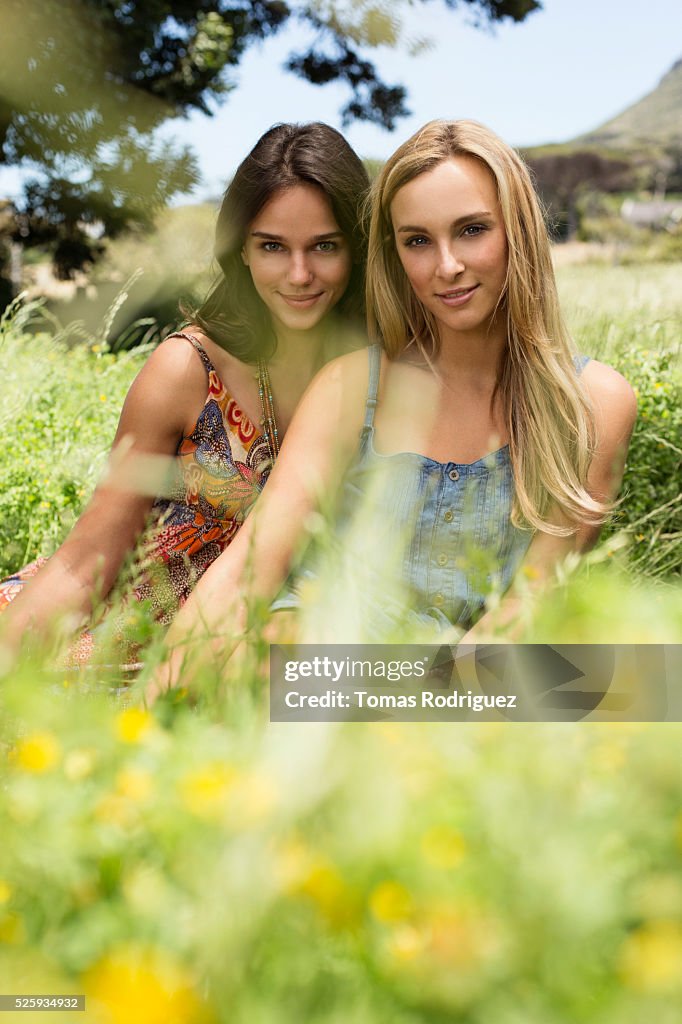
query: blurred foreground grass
[{"left": 1, "top": 669, "right": 682, "bottom": 1023}]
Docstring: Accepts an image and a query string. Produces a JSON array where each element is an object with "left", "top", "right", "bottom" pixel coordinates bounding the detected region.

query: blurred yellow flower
[
  {"left": 14, "top": 732, "right": 61, "bottom": 774},
  {"left": 178, "top": 762, "right": 236, "bottom": 819},
  {"left": 421, "top": 825, "right": 467, "bottom": 870},
  {"left": 114, "top": 708, "right": 154, "bottom": 745},
  {"left": 619, "top": 920, "right": 682, "bottom": 991},
  {"left": 369, "top": 881, "right": 413, "bottom": 924},
  {"left": 0, "top": 881, "right": 11, "bottom": 905},
  {"left": 64, "top": 748, "right": 97, "bottom": 781},
  {"left": 0, "top": 911, "right": 25, "bottom": 945},
  {"left": 298, "top": 861, "right": 357, "bottom": 929},
  {"left": 116, "top": 767, "right": 154, "bottom": 803},
  {"left": 84, "top": 945, "right": 209, "bottom": 1024}
]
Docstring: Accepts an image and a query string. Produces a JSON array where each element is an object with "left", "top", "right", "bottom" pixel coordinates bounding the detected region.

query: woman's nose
[
  {"left": 436, "top": 246, "right": 465, "bottom": 279},
  {"left": 287, "top": 252, "right": 314, "bottom": 286}
]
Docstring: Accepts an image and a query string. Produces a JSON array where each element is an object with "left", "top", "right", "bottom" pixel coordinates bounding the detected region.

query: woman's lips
[
  {"left": 279, "top": 292, "right": 324, "bottom": 308},
  {"left": 436, "top": 285, "right": 479, "bottom": 307}
]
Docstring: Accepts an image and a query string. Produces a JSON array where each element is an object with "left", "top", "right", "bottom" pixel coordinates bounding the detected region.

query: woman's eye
[
  {"left": 315, "top": 240, "right": 337, "bottom": 253},
  {"left": 405, "top": 235, "right": 429, "bottom": 247},
  {"left": 261, "top": 241, "right": 283, "bottom": 252},
  {"left": 462, "top": 224, "right": 485, "bottom": 237}
]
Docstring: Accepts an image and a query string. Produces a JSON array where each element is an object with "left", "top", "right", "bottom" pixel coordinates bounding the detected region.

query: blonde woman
[{"left": 150, "top": 120, "right": 636, "bottom": 694}]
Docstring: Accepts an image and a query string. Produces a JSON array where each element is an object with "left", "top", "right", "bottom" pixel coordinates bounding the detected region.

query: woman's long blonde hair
[{"left": 366, "top": 119, "right": 606, "bottom": 534}]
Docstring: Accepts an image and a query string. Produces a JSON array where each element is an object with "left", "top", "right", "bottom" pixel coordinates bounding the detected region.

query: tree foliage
[{"left": 0, "top": 0, "right": 541, "bottom": 278}]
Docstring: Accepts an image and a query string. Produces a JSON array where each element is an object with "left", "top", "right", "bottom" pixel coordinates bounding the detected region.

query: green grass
[{"left": 0, "top": 299, "right": 146, "bottom": 575}]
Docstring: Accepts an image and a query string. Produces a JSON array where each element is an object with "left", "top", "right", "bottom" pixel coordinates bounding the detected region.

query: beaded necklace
[{"left": 257, "top": 359, "right": 280, "bottom": 465}]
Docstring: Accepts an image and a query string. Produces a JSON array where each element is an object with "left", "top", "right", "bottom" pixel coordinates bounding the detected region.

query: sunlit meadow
[{"left": 0, "top": 259, "right": 681, "bottom": 1021}]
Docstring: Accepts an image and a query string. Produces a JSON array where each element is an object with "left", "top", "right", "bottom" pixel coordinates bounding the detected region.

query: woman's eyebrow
[
  {"left": 250, "top": 230, "right": 344, "bottom": 241},
  {"left": 396, "top": 211, "right": 493, "bottom": 233}
]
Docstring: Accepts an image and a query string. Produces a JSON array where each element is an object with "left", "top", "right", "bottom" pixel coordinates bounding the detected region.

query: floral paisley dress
[{"left": 0, "top": 332, "right": 272, "bottom": 662}]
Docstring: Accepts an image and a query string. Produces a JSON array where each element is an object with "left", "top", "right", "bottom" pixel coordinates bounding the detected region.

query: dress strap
[
  {"left": 574, "top": 354, "right": 590, "bottom": 375},
  {"left": 360, "top": 344, "right": 382, "bottom": 447},
  {"left": 165, "top": 330, "right": 216, "bottom": 377}
]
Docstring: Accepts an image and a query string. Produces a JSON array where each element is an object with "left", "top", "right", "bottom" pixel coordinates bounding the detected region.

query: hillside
[{"left": 579, "top": 57, "right": 682, "bottom": 148}]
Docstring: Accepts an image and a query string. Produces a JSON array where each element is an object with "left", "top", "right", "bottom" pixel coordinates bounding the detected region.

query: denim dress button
[
  {"left": 448, "top": 468, "right": 460, "bottom": 481},
  {"left": 443, "top": 509, "right": 454, "bottom": 522},
  {"left": 437, "top": 553, "right": 448, "bottom": 566}
]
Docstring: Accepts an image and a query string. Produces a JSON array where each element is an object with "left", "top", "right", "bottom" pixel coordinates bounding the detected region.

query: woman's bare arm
[
  {"left": 147, "top": 350, "right": 371, "bottom": 697},
  {"left": 0, "top": 337, "right": 208, "bottom": 652}
]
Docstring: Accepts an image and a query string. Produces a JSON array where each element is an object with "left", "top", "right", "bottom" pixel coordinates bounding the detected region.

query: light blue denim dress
[{"left": 274, "top": 345, "right": 588, "bottom": 634}]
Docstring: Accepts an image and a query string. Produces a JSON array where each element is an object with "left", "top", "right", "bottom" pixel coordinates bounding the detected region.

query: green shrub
[{"left": 605, "top": 344, "right": 682, "bottom": 577}]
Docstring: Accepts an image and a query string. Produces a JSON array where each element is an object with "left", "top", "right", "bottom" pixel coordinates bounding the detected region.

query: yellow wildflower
[
  {"left": 177, "top": 762, "right": 236, "bottom": 819},
  {"left": 83, "top": 945, "right": 208, "bottom": 1024},
  {"left": 0, "top": 911, "right": 25, "bottom": 945},
  {"left": 298, "top": 861, "right": 357, "bottom": 928},
  {"left": 114, "top": 708, "right": 154, "bottom": 744},
  {"left": 14, "top": 732, "right": 61, "bottom": 773},
  {"left": 369, "top": 880, "right": 413, "bottom": 924},
  {"left": 619, "top": 920, "right": 682, "bottom": 991},
  {"left": 0, "top": 881, "right": 11, "bottom": 905}
]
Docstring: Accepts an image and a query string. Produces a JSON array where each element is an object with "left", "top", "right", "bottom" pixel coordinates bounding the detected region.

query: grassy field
[{"left": 0, "top": 262, "right": 681, "bottom": 1023}]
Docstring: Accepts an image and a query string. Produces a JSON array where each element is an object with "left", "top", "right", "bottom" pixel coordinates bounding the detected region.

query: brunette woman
[{"left": 0, "top": 122, "right": 369, "bottom": 660}]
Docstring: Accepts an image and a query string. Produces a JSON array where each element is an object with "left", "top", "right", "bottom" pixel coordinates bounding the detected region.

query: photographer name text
[{"left": 283, "top": 689, "right": 517, "bottom": 711}]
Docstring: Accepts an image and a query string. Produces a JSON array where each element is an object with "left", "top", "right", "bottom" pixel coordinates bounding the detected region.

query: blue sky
[
  {"left": 162, "top": 0, "right": 682, "bottom": 197},
  {"left": 2, "top": 0, "right": 681, "bottom": 201}
]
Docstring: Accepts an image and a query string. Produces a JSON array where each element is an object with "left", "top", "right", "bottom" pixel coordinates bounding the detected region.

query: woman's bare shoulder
[
  {"left": 141, "top": 330, "right": 210, "bottom": 382},
  {"left": 117, "top": 331, "right": 210, "bottom": 441},
  {"left": 312, "top": 345, "right": 378, "bottom": 391},
  {"left": 582, "top": 358, "right": 637, "bottom": 409},
  {"left": 581, "top": 358, "right": 638, "bottom": 444}
]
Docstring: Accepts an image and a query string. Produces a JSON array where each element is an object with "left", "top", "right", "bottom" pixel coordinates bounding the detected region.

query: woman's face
[
  {"left": 390, "top": 156, "right": 508, "bottom": 342},
  {"left": 242, "top": 183, "right": 352, "bottom": 334}
]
